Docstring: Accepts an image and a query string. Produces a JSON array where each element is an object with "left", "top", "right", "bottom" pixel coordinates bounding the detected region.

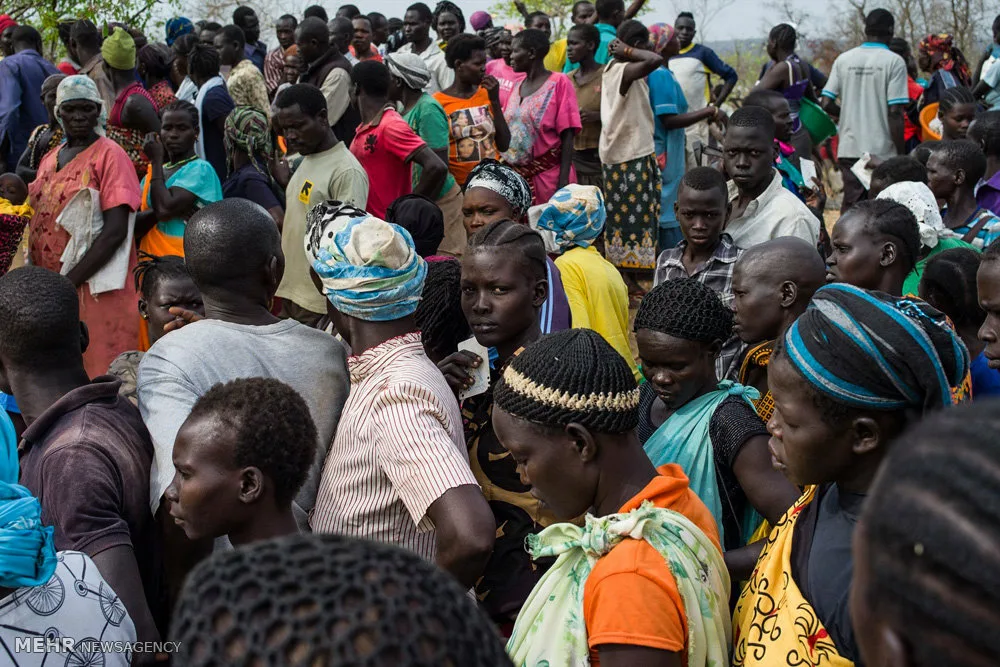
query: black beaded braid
[
  {"left": 859, "top": 402, "right": 1000, "bottom": 667},
  {"left": 171, "top": 533, "right": 513, "bottom": 667},
  {"left": 919, "top": 247, "right": 983, "bottom": 330},
  {"left": 634, "top": 278, "right": 733, "bottom": 344},
  {"left": 415, "top": 259, "right": 470, "bottom": 361},
  {"left": 494, "top": 328, "right": 639, "bottom": 434}
]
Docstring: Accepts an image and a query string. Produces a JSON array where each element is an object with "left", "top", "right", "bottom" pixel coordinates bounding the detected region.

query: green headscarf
[{"left": 102, "top": 27, "right": 136, "bottom": 70}]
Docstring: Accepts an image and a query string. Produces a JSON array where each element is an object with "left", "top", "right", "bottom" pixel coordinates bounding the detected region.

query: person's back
[{"left": 0, "top": 26, "right": 59, "bottom": 169}]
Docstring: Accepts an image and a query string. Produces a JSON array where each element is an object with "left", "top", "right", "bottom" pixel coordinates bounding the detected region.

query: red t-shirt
[
  {"left": 904, "top": 76, "right": 924, "bottom": 142},
  {"left": 349, "top": 106, "right": 426, "bottom": 218}
]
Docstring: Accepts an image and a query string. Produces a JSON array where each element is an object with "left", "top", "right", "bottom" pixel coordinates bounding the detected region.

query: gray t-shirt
[
  {"left": 821, "top": 42, "right": 909, "bottom": 160},
  {"left": 137, "top": 319, "right": 349, "bottom": 522}
]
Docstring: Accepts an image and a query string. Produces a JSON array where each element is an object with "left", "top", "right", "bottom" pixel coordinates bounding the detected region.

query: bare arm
[
  {"left": 121, "top": 95, "right": 161, "bottom": 134},
  {"left": 974, "top": 78, "right": 994, "bottom": 100},
  {"left": 513, "top": 0, "right": 530, "bottom": 20},
  {"left": 91, "top": 545, "right": 160, "bottom": 643},
  {"left": 65, "top": 204, "right": 131, "bottom": 288},
  {"left": 732, "top": 434, "right": 800, "bottom": 525},
  {"left": 143, "top": 136, "right": 198, "bottom": 221},
  {"left": 661, "top": 106, "right": 717, "bottom": 130},
  {"left": 888, "top": 105, "right": 905, "bottom": 156},
  {"left": 409, "top": 145, "right": 449, "bottom": 199},
  {"left": 558, "top": 128, "right": 575, "bottom": 189},
  {"left": 609, "top": 40, "right": 663, "bottom": 95},
  {"left": 483, "top": 75, "right": 511, "bottom": 152},
  {"left": 598, "top": 645, "right": 683, "bottom": 667},
  {"left": 623, "top": 0, "right": 648, "bottom": 20},
  {"left": 724, "top": 540, "right": 766, "bottom": 582},
  {"left": 425, "top": 484, "right": 495, "bottom": 588},
  {"left": 752, "top": 60, "right": 789, "bottom": 92}
]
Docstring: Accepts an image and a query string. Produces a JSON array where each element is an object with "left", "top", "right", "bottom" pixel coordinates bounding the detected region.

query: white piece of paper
[
  {"left": 851, "top": 153, "right": 873, "bottom": 191},
  {"left": 800, "top": 158, "right": 817, "bottom": 187},
  {"left": 457, "top": 337, "right": 490, "bottom": 401}
]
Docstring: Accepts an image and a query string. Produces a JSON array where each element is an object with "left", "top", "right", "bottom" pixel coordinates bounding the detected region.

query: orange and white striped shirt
[{"left": 309, "top": 332, "right": 478, "bottom": 560}]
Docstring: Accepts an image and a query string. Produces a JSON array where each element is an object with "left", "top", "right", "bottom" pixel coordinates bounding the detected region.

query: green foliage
[{"left": 488, "top": 0, "right": 573, "bottom": 38}]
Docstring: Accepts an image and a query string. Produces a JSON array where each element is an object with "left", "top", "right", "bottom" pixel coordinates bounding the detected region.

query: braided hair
[
  {"left": 133, "top": 252, "right": 192, "bottom": 300},
  {"left": 938, "top": 85, "right": 976, "bottom": 115},
  {"left": 433, "top": 0, "right": 465, "bottom": 32},
  {"left": 494, "top": 329, "right": 639, "bottom": 434},
  {"left": 857, "top": 401, "right": 1000, "bottom": 667},
  {"left": 846, "top": 199, "right": 922, "bottom": 273},
  {"left": 171, "top": 533, "right": 513, "bottom": 666},
  {"left": 933, "top": 139, "right": 988, "bottom": 185},
  {"left": 415, "top": 259, "right": 470, "bottom": 362},
  {"left": 769, "top": 23, "right": 796, "bottom": 52},
  {"left": 919, "top": 247, "right": 983, "bottom": 330},
  {"left": 634, "top": 279, "right": 733, "bottom": 344},
  {"left": 467, "top": 219, "right": 547, "bottom": 280}
]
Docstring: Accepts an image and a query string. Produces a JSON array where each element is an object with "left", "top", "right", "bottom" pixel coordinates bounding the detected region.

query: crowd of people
[{"left": 0, "top": 2, "right": 999, "bottom": 666}]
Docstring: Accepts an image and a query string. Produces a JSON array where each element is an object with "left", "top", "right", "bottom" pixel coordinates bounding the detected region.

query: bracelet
[{"left": 623, "top": 46, "right": 633, "bottom": 58}]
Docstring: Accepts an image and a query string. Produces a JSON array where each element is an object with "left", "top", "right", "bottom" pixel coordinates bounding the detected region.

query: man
[
  {"left": 296, "top": 16, "right": 360, "bottom": 145},
  {"left": 233, "top": 6, "right": 266, "bottom": 72},
  {"left": 265, "top": 14, "right": 297, "bottom": 97},
  {"left": 215, "top": 25, "right": 269, "bottom": 118},
  {"left": 350, "top": 61, "right": 449, "bottom": 219},
  {"left": 199, "top": 21, "right": 222, "bottom": 46},
  {"left": 387, "top": 52, "right": 465, "bottom": 254},
  {"left": 349, "top": 15, "right": 382, "bottom": 63},
  {"left": 56, "top": 16, "right": 80, "bottom": 74},
  {"left": 304, "top": 5, "right": 329, "bottom": 22},
  {"left": 397, "top": 2, "right": 453, "bottom": 94},
  {"left": 369, "top": 12, "right": 390, "bottom": 56},
  {"left": 0, "top": 26, "right": 59, "bottom": 172},
  {"left": 274, "top": 84, "right": 368, "bottom": 325},
  {"left": 188, "top": 43, "right": 234, "bottom": 181},
  {"left": 978, "top": 239, "right": 1000, "bottom": 371},
  {"left": 329, "top": 17, "right": 354, "bottom": 58},
  {"left": 668, "top": 11, "right": 738, "bottom": 168},
  {"left": 71, "top": 19, "right": 115, "bottom": 110},
  {"left": 337, "top": 4, "right": 362, "bottom": 19},
  {"left": 137, "top": 199, "right": 350, "bottom": 594},
  {"left": 590, "top": 0, "right": 623, "bottom": 65},
  {"left": 821, "top": 8, "right": 908, "bottom": 212},
  {"left": 306, "top": 205, "right": 494, "bottom": 587},
  {"left": 1, "top": 267, "right": 159, "bottom": 644},
  {"left": 165, "top": 378, "right": 316, "bottom": 547},
  {"left": 723, "top": 106, "right": 819, "bottom": 248},
  {"left": 0, "top": 15, "right": 16, "bottom": 56}
]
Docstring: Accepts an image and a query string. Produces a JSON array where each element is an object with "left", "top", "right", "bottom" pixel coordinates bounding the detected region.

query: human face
[
  {"left": 573, "top": 2, "right": 597, "bottom": 25},
  {"left": 353, "top": 17, "right": 372, "bottom": 51},
  {"left": 58, "top": 99, "right": 101, "bottom": 140},
  {"left": 509, "top": 36, "right": 533, "bottom": 73},
  {"left": 731, "top": 258, "right": 784, "bottom": 344},
  {"left": 765, "top": 98, "right": 793, "bottom": 143},
  {"left": 766, "top": 37, "right": 777, "bottom": 61},
  {"left": 435, "top": 11, "right": 461, "bottom": 42},
  {"left": 461, "top": 247, "right": 546, "bottom": 350},
  {"left": 940, "top": 103, "right": 977, "bottom": 141},
  {"left": 331, "top": 18, "right": 353, "bottom": 54},
  {"left": 491, "top": 31, "right": 513, "bottom": 62},
  {"left": 675, "top": 16, "right": 696, "bottom": 48},
  {"left": 199, "top": 28, "right": 218, "bottom": 46},
  {"left": 403, "top": 10, "right": 430, "bottom": 44},
  {"left": 165, "top": 414, "right": 245, "bottom": 541},
  {"left": 492, "top": 407, "right": 597, "bottom": 520},
  {"left": 462, "top": 187, "right": 515, "bottom": 235},
  {"left": 528, "top": 14, "right": 551, "bottom": 39},
  {"left": 566, "top": 29, "right": 596, "bottom": 64},
  {"left": 295, "top": 27, "right": 322, "bottom": 63},
  {"left": 826, "top": 211, "right": 887, "bottom": 289},
  {"left": 370, "top": 18, "right": 389, "bottom": 45},
  {"left": 917, "top": 50, "right": 931, "bottom": 73},
  {"left": 675, "top": 184, "right": 727, "bottom": 252},
  {"left": 766, "top": 352, "right": 854, "bottom": 487},
  {"left": 275, "top": 18, "right": 296, "bottom": 49},
  {"left": 724, "top": 126, "right": 776, "bottom": 195},
  {"left": 925, "top": 150, "right": 958, "bottom": 200},
  {"left": 0, "top": 27, "right": 14, "bottom": 56},
  {"left": 977, "top": 260, "right": 1000, "bottom": 369},
  {"left": 159, "top": 109, "right": 198, "bottom": 163},
  {"left": 141, "top": 274, "right": 204, "bottom": 345},
  {"left": 0, "top": 175, "right": 27, "bottom": 206},
  {"left": 284, "top": 54, "right": 302, "bottom": 83},
  {"left": 456, "top": 48, "right": 486, "bottom": 86},
  {"left": 238, "top": 12, "right": 261, "bottom": 43},
  {"left": 213, "top": 33, "right": 241, "bottom": 67},
  {"left": 637, "top": 329, "right": 717, "bottom": 410},
  {"left": 276, "top": 103, "right": 327, "bottom": 155}
]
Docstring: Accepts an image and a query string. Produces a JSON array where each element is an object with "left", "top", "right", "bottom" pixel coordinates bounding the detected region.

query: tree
[
  {"left": 835, "top": 0, "right": 991, "bottom": 58},
  {"left": 662, "top": 0, "right": 736, "bottom": 41},
  {"left": 487, "top": 0, "right": 573, "bottom": 38}
]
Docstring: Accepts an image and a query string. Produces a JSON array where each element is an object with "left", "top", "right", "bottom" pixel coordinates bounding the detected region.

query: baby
[{"left": 0, "top": 173, "right": 32, "bottom": 277}]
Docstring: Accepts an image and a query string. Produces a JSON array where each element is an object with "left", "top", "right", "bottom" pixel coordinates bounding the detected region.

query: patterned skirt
[{"left": 602, "top": 153, "right": 661, "bottom": 270}]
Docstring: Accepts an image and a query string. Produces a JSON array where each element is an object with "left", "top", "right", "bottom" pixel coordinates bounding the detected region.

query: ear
[
  {"left": 79, "top": 321, "right": 90, "bottom": 355},
  {"left": 850, "top": 415, "right": 881, "bottom": 456},
  {"left": 238, "top": 467, "right": 265, "bottom": 504},
  {"left": 138, "top": 298, "right": 149, "bottom": 320},
  {"left": 532, "top": 276, "right": 548, "bottom": 308},
  {"left": 955, "top": 166, "right": 968, "bottom": 187},
  {"left": 268, "top": 254, "right": 283, "bottom": 292},
  {"left": 565, "top": 422, "right": 598, "bottom": 463},
  {"left": 779, "top": 280, "right": 798, "bottom": 308},
  {"left": 771, "top": 142, "right": 780, "bottom": 164},
  {"left": 880, "top": 241, "right": 897, "bottom": 268}
]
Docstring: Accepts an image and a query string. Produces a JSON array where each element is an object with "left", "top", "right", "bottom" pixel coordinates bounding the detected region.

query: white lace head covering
[{"left": 877, "top": 181, "right": 945, "bottom": 248}]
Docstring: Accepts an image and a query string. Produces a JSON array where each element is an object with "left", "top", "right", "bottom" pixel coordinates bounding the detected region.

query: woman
[
  {"left": 483, "top": 28, "right": 521, "bottom": 106},
  {"left": 753, "top": 24, "right": 815, "bottom": 158},
  {"left": 732, "top": 283, "right": 968, "bottom": 666},
  {"left": 14, "top": 73, "right": 65, "bottom": 184},
  {"left": 462, "top": 159, "right": 569, "bottom": 333},
  {"left": 634, "top": 279, "right": 800, "bottom": 555},
  {"left": 138, "top": 42, "right": 177, "bottom": 110},
  {"left": 502, "top": 28, "right": 581, "bottom": 205},
  {"left": 170, "top": 33, "right": 198, "bottom": 103},
  {"left": 28, "top": 75, "right": 143, "bottom": 377},
  {"left": 599, "top": 21, "right": 663, "bottom": 296},
  {"left": 433, "top": 0, "right": 464, "bottom": 50},
  {"left": 495, "top": 328, "right": 731, "bottom": 667},
  {"left": 918, "top": 33, "right": 972, "bottom": 108},
  {"left": 434, "top": 34, "right": 510, "bottom": 188},
  {"left": 534, "top": 184, "right": 637, "bottom": 378},
  {"left": 221, "top": 106, "right": 283, "bottom": 229},
  {"left": 567, "top": 24, "right": 602, "bottom": 188},
  {"left": 937, "top": 86, "right": 978, "bottom": 140},
  {"left": 103, "top": 27, "right": 161, "bottom": 179}
]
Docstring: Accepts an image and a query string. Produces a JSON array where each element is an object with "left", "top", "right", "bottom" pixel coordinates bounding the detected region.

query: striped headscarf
[
  {"left": 385, "top": 52, "right": 431, "bottom": 92},
  {"left": 224, "top": 106, "right": 273, "bottom": 175},
  {"left": 648, "top": 23, "right": 676, "bottom": 54},
  {"left": 465, "top": 159, "right": 532, "bottom": 220},
  {"left": 782, "top": 283, "right": 969, "bottom": 413},
  {"left": 534, "top": 184, "right": 606, "bottom": 250},
  {"left": 55, "top": 75, "right": 107, "bottom": 136},
  {"left": 304, "top": 201, "right": 427, "bottom": 322},
  {"left": 165, "top": 17, "right": 195, "bottom": 46}
]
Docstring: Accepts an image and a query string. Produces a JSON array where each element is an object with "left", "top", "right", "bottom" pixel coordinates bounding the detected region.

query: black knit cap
[
  {"left": 494, "top": 328, "right": 639, "bottom": 433},
  {"left": 634, "top": 278, "right": 733, "bottom": 343},
  {"left": 170, "top": 533, "right": 512, "bottom": 666}
]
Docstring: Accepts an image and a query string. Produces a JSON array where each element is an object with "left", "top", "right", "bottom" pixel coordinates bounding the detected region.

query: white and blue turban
[
  {"left": 304, "top": 201, "right": 427, "bottom": 322},
  {"left": 534, "top": 184, "right": 607, "bottom": 251}
]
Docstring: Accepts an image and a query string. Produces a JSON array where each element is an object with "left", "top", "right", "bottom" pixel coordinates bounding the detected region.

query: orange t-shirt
[
  {"left": 583, "top": 464, "right": 722, "bottom": 666},
  {"left": 432, "top": 87, "right": 500, "bottom": 187}
]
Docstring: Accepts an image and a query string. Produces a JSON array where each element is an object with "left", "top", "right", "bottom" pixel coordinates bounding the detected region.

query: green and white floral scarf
[{"left": 506, "top": 500, "right": 732, "bottom": 667}]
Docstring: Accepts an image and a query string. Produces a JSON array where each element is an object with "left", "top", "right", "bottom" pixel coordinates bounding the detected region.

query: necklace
[{"left": 164, "top": 154, "right": 197, "bottom": 170}]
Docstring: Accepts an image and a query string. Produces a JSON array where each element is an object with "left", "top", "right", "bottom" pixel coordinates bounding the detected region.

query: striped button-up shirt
[{"left": 310, "top": 332, "right": 478, "bottom": 561}]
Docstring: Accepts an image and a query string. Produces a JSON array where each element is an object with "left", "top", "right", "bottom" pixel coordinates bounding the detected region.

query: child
[
  {"left": 826, "top": 199, "right": 921, "bottom": 296},
  {"left": 936, "top": 86, "right": 978, "bottom": 141},
  {"left": 164, "top": 377, "right": 317, "bottom": 546},
  {"left": 927, "top": 139, "right": 1000, "bottom": 249},
  {"left": 0, "top": 173, "right": 31, "bottom": 276}
]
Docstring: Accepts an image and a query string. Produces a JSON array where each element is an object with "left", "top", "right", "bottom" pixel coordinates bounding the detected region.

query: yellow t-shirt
[{"left": 544, "top": 39, "right": 567, "bottom": 74}]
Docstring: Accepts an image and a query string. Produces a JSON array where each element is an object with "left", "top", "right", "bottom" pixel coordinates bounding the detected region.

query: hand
[
  {"left": 865, "top": 155, "right": 883, "bottom": 169},
  {"left": 608, "top": 39, "right": 629, "bottom": 60},
  {"left": 579, "top": 109, "right": 600, "bottom": 125},
  {"left": 143, "top": 133, "right": 165, "bottom": 164},
  {"left": 513, "top": 0, "right": 529, "bottom": 16},
  {"left": 162, "top": 306, "right": 204, "bottom": 334},
  {"left": 437, "top": 350, "right": 483, "bottom": 396},
  {"left": 803, "top": 176, "right": 827, "bottom": 210},
  {"left": 482, "top": 74, "right": 500, "bottom": 103}
]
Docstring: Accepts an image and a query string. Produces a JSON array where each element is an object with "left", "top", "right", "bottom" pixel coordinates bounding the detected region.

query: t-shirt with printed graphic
[
  {"left": 277, "top": 142, "right": 369, "bottom": 314},
  {"left": 350, "top": 106, "right": 427, "bottom": 219},
  {"left": 434, "top": 87, "right": 500, "bottom": 187}
]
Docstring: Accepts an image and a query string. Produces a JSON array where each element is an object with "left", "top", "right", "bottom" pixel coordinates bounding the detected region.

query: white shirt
[
  {"left": 397, "top": 41, "right": 453, "bottom": 94},
  {"left": 725, "top": 170, "right": 820, "bottom": 248}
]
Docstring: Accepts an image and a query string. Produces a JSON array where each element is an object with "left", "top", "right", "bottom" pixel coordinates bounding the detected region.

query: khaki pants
[{"left": 436, "top": 182, "right": 466, "bottom": 257}]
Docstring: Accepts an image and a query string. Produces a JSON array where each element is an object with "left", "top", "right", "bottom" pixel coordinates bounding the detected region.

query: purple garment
[
  {"left": 222, "top": 163, "right": 281, "bottom": 211},
  {"left": 244, "top": 41, "right": 267, "bottom": 72},
  {"left": 0, "top": 49, "right": 60, "bottom": 166},
  {"left": 976, "top": 171, "right": 1000, "bottom": 218},
  {"left": 543, "top": 256, "right": 571, "bottom": 332}
]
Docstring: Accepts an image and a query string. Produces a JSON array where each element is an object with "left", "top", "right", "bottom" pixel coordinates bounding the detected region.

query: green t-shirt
[
  {"left": 402, "top": 93, "right": 457, "bottom": 199},
  {"left": 903, "top": 236, "right": 979, "bottom": 296}
]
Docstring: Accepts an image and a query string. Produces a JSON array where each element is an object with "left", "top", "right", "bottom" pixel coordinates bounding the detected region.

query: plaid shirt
[{"left": 653, "top": 233, "right": 744, "bottom": 378}]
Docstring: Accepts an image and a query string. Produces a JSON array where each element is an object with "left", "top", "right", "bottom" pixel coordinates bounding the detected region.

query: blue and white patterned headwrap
[
  {"left": 782, "top": 283, "right": 969, "bottom": 413},
  {"left": 165, "top": 17, "right": 194, "bottom": 46},
  {"left": 55, "top": 75, "right": 107, "bottom": 137},
  {"left": 304, "top": 201, "right": 427, "bottom": 322},
  {"left": 534, "top": 185, "right": 607, "bottom": 250}
]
